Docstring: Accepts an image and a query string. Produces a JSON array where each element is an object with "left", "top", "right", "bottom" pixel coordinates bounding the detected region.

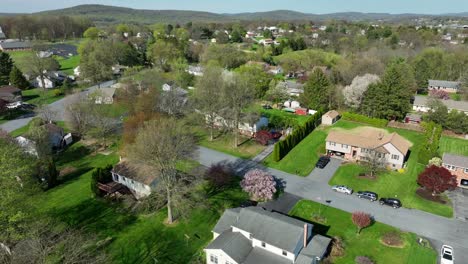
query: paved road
[
  {"left": 197, "top": 146, "right": 468, "bottom": 262},
  {"left": 0, "top": 80, "right": 115, "bottom": 133}
]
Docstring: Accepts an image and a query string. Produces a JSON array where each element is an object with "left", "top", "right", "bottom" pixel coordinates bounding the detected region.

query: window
[
  {"left": 465, "top": 168, "right": 468, "bottom": 173},
  {"left": 329, "top": 142, "right": 336, "bottom": 146},
  {"left": 342, "top": 144, "right": 348, "bottom": 149},
  {"left": 210, "top": 255, "right": 218, "bottom": 264},
  {"left": 261, "top": 242, "right": 266, "bottom": 247},
  {"left": 282, "top": 251, "right": 287, "bottom": 256},
  {"left": 391, "top": 154, "right": 399, "bottom": 160}
]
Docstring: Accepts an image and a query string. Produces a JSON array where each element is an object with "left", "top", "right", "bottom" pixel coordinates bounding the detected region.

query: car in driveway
[
  {"left": 332, "top": 185, "right": 353, "bottom": 195},
  {"left": 440, "top": 245, "right": 454, "bottom": 264},
  {"left": 315, "top": 156, "right": 330, "bottom": 169},
  {"left": 379, "top": 198, "right": 402, "bottom": 208},
  {"left": 357, "top": 191, "right": 378, "bottom": 201}
]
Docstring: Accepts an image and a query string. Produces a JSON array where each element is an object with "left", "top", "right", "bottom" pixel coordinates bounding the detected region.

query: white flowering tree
[
  {"left": 240, "top": 169, "right": 277, "bottom": 201},
  {"left": 343, "top": 74, "right": 380, "bottom": 109}
]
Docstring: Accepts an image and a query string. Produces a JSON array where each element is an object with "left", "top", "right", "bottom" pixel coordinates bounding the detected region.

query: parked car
[
  {"left": 379, "top": 198, "right": 402, "bottom": 208},
  {"left": 440, "top": 245, "right": 454, "bottom": 264},
  {"left": 331, "top": 185, "right": 353, "bottom": 195},
  {"left": 357, "top": 191, "right": 378, "bottom": 201},
  {"left": 315, "top": 156, "right": 331, "bottom": 169}
]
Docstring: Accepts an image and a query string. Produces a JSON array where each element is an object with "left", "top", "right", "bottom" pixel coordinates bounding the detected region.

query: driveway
[
  {"left": 0, "top": 80, "right": 115, "bottom": 133},
  {"left": 307, "top": 157, "right": 342, "bottom": 183},
  {"left": 196, "top": 146, "right": 468, "bottom": 262},
  {"left": 447, "top": 188, "right": 468, "bottom": 222},
  {"left": 260, "top": 192, "right": 301, "bottom": 214}
]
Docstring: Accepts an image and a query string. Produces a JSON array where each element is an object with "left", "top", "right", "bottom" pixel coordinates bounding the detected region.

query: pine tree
[
  {"left": 9, "top": 66, "right": 30, "bottom": 90},
  {"left": 0, "top": 51, "right": 13, "bottom": 86},
  {"left": 300, "top": 68, "right": 332, "bottom": 111}
]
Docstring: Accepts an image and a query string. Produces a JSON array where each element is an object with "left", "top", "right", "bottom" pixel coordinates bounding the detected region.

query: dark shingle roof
[
  {"left": 205, "top": 231, "right": 252, "bottom": 263},
  {"left": 296, "top": 235, "right": 332, "bottom": 264},
  {"left": 413, "top": 96, "right": 468, "bottom": 112},
  {"left": 243, "top": 247, "right": 292, "bottom": 264},
  {"left": 443, "top": 153, "right": 468, "bottom": 169},
  {"left": 213, "top": 208, "right": 241, "bottom": 234},
  {"left": 428, "top": 80, "right": 461, "bottom": 89},
  {"left": 0, "top": 41, "right": 31, "bottom": 50}
]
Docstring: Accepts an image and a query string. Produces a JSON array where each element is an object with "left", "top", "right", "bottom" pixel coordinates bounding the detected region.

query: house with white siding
[
  {"left": 205, "top": 207, "right": 331, "bottom": 264},
  {"left": 111, "top": 161, "right": 157, "bottom": 199},
  {"left": 413, "top": 95, "right": 468, "bottom": 115},
  {"left": 325, "top": 127, "right": 412, "bottom": 169},
  {"left": 428, "top": 80, "right": 461, "bottom": 93}
]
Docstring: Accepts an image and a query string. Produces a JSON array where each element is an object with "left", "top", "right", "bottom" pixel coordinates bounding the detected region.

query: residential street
[
  {"left": 197, "top": 146, "right": 468, "bottom": 262},
  {"left": 0, "top": 80, "right": 115, "bottom": 133}
]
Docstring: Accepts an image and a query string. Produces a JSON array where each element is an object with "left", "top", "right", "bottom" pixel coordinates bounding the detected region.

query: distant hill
[{"left": 1, "top": 4, "right": 467, "bottom": 25}]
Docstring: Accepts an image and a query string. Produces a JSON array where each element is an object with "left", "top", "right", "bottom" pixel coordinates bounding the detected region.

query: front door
[{"left": 352, "top": 150, "right": 357, "bottom": 158}]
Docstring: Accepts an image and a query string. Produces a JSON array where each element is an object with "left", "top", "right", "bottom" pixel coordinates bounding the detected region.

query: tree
[
  {"left": 205, "top": 163, "right": 233, "bottom": 191},
  {"left": 116, "top": 24, "right": 130, "bottom": 36},
  {"left": 147, "top": 40, "right": 183, "bottom": 72},
  {"left": 351, "top": 211, "right": 372, "bottom": 234},
  {"left": 193, "top": 65, "right": 224, "bottom": 141},
  {"left": 0, "top": 51, "right": 14, "bottom": 85},
  {"left": 26, "top": 54, "right": 59, "bottom": 91},
  {"left": 424, "top": 99, "right": 448, "bottom": 126},
  {"left": 301, "top": 68, "right": 332, "bottom": 111},
  {"left": 236, "top": 64, "right": 272, "bottom": 99},
  {"left": 36, "top": 158, "right": 59, "bottom": 190},
  {"left": 240, "top": 169, "right": 276, "bottom": 201},
  {"left": 363, "top": 150, "right": 387, "bottom": 178},
  {"left": 417, "top": 165, "right": 457, "bottom": 195},
  {"left": 91, "top": 165, "right": 113, "bottom": 197},
  {"left": 264, "top": 80, "right": 289, "bottom": 106},
  {"left": 263, "top": 29, "right": 273, "bottom": 39},
  {"left": 26, "top": 124, "right": 52, "bottom": 159},
  {"left": 201, "top": 44, "right": 246, "bottom": 69},
  {"left": 83, "top": 27, "right": 100, "bottom": 39},
  {"left": 342, "top": 74, "right": 380, "bottom": 109},
  {"left": 78, "top": 40, "right": 115, "bottom": 85},
  {"left": 9, "top": 66, "right": 29, "bottom": 90},
  {"left": 231, "top": 30, "right": 243, "bottom": 43},
  {"left": 127, "top": 119, "right": 196, "bottom": 224}
]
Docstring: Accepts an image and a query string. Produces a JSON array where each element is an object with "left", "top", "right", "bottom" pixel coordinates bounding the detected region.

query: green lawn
[
  {"left": 439, "top": 136, "right": 468, "bottom": 156},
  {"left": 289, "top": 200, "right": 437, "bottom": 264},
  {"left": 22, "top": 88, "right": 65, "bottom": 105},
  {"left": 31, "top": 142, "right": 248, "bottom": 263},
  {"left": 9, "top": 120, "right": 69, "bottom": 137},
  {"left": 56, "top": 55, "right": 80, "bottom": 75},
  {"left": 8, "top": 50, "right": 34, "bottom": 72},
  {"left": 194, "top": 127, "right": 266, "bottom": 159},
  {"left": 264, "top": 121, "right": 362, "bottom": 176}
]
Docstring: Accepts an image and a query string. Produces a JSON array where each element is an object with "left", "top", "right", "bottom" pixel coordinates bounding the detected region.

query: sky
[{"left": 1, "top": 0, "right": 468, "bottom": 14}]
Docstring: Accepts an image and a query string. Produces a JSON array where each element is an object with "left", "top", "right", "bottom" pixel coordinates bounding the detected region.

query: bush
[
  {"left": 205, "top": 163, "right": 234, "bottom": 191},
  {"left": 355, "top": 256, "right": 374, "bottom": 264},
  {"left": 342, "top": 112, "right": 388, "bottom": 127},
  {"left": 330, "top": 236, "right": 345, "bottom": 257},
  {"left": 382, "top": 231, "right": 403, "bottom": 247},
  {"left": 53, "top": 88, "right": 64, "bottom": 97},
  {"left": 90, "top": 165, "right": 113, "bottom": 197}
]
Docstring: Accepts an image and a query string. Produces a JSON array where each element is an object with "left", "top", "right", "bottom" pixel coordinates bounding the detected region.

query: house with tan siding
[
  {"left": 442, "top": 153, "right": 468, "bottom": 188},
  {"left": 325, "top": 127, "right": 411, "bottom": 169}
]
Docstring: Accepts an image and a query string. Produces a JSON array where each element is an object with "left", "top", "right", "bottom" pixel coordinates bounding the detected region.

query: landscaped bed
[{"left": 289, "top": 200, "right": 437, "bottom": 264}]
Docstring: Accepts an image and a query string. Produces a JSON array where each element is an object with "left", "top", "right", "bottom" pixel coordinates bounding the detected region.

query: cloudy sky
[{"left": 1, "top": 0, "right": 467, "bottom": 14}]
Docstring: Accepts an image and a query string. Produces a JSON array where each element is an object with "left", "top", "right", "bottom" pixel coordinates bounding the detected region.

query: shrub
[
  {"left": 417, "top": 165, "right": 457, "bottom": 195},
  {"left": 53, "top": 88, "right": 64, "bottom": 97},
  {"left": 382, "top": 231, "right": 404, "bottom": 247},
  {"left": 342, "top": 112, "right": 388, "bottom": 127},
  {"left": 90, "top": 165, "right": 113, "bottom": 197},
  {"left": 330, "top": 236, "right": 345, "bottom": 257},
  {"left": 240, "top": 169, "right": 276, "bottom": 201},
  {"left": 355, "top": 256, "right": 374, "bottom": 264},
  {"left": 205, "top": 163, "right": 233, "bottom": 191},
  {"left": 351, "top": 211, "right": 372, "bottom": 234}
]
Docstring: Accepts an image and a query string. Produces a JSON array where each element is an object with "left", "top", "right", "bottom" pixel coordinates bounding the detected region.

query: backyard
[
  {"left": 439, "top": 136, "right": 468, "bottom": 156},
  {"left": 289, "top": 200, "right": 437, "bottom": 264}
]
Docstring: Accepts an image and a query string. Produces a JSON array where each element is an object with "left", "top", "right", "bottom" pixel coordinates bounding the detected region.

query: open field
[{"left": 290, "top": 200, "right": 437, "bottom": 264}]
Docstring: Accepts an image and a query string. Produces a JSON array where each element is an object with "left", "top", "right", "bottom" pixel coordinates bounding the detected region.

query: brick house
[{"left": 442, "top": 153, "right": 468, "bottom": 188}]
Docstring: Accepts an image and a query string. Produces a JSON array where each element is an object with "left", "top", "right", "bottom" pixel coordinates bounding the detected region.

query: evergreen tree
[
  {"left": 300, "top": 69, "right": 332, "bottom": 111},
  {"left": 9, "top": 66, "right": 30, "bottom": 90},
  {"left": 0, "top": 51, "right": 14, "bottom": 86},
  {"left": 231, "top": 30, "right": 243, "bottom": 43}
]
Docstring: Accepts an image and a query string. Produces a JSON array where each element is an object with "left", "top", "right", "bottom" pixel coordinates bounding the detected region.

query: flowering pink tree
[
  {"left": 240, "top": 169, "right": 277, "bottom": 201},
  {"left": 429, "top": 90, "right": 449, "bottom": 100}
]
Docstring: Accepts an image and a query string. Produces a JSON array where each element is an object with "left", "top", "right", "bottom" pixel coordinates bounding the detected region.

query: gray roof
[
  {"left": 296, "top": 235, "right": 332, "bottom": 263},
  {"left": 205, "top": 231, "right": 252, "bottom": 263},
  {"left": 243, "top": 247, "right": 291, "bottom": 264},
  {"left": 213, "top": 208, "right": 241, "bottom": 234},
  {"left": 443, "top": 153, "right": 468, "bottom": 169},
  {"left": 0, "top": 41, "right": 31, "bottom": 50},
  {"left": 226, "top": 207, "right": 308, "bottom": 253},
  {"left": 413, "top": 96, "right": 468, "bottom": 113},
  {"left": 428, "top": 80, "right": 461, "bottom": 89}
]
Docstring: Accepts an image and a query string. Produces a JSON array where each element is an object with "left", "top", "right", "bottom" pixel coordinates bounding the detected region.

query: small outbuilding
[
  {"left": 404, "top": 113, "right": 422, "bottom": 124},
  {"left": 322, "top": 110, "right": 340, "bottom": 125}
]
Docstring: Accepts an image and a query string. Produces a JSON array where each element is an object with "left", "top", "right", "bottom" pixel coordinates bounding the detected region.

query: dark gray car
[{"left": 357, "top": 191, "right": 378, "bottom": 201}]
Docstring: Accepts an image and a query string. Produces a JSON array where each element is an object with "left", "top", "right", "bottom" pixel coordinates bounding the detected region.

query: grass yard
[
  {"left": 22, "top": 88, "right": 65, "bottom": 105},
  {"left": 9, "top": 120, "right": 69, "bottom": 137},
  {"left": 264, "top": 120, "right": 362, "bottom": 176},
  {"left": 33, "top": 142, "right": 249, "bottom": 263},
  {"left": 55, "top": 55, "right": 80, "bottom": 75},
  {"left": 289, "top": 200, "right": 437, "bottom": 264},
  {"left": 439, "top": 136, "right": 468, "bottom": 156},
  {"left": 8, "top": 50, "right": 34, "bottom": 72},
  {"left": 194, "top": 126, "right": 266, "bottom": 159}
]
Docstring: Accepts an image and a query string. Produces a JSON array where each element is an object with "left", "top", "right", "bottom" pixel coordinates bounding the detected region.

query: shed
[
  {"left": 322, "top": 110, "right": 340, "bottom": 125},
  {"left": 404, "top": 113, "right": 422, "bottom": 124}
]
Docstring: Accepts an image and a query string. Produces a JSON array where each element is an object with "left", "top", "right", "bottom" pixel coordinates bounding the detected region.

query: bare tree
[
  {"left": 64, "top": 94, "right": 94, "bottom": 137},
  {"left": 127, "top": 118, "right": 196, "bottom": 224},
  {"left": 36, "top": 105, "right": 57, "bottom": 123},
  {"left": 363, "top": 150, "right": 387, "bottom": 178},
  {"left": 26, "top": 54, "right": 59, "bottom": 91}
]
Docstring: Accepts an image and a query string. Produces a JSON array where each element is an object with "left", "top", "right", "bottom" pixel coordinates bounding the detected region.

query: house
[
  {"left": 277, "top": 81, "right": 304, "bottom": 97},
  {"left": 111, "top": 160, "right": 157, "bottom": 199},
  {"left": 413, "top": 95, "right": 468, "bottom": 114},
  {"left": 0, "top": 85, "right": 22, "bottom": 103},
  {"left": 268, "top": 65, "right": 283, "bottom": 75},
  {"left": 259, "top": 39, "right": 274, "bottom": 45},
  {"left": 0, "top": 40, "right": 32, "bottom": 51},
  {"left": 73, "top": 66, "right": 81, "bottom": 77},
  {"left": 325, "top": 127, "right": 412, "bottom": 169},
  {"left": 37, "top": 51, "right": 53, "bottom": 58},
  {"left": 204, "top": 206, "right": 331, "bottom": 264},
  {"left": 0, "top": 27, "right": 6, "bottom": 40},
  {"left": 210, "top": 114, "right": 269, "bottom": 137},
  {"left": 187, "top": 65, "right": 204, "bottom": 76},
  {"left": 428, "top": 80, "right": 461, "bottom": 93},
  {"left": 93, "top": 87, "right": 117, "bottom": 104},
  {"left": 442, "top": 153, "right": 468, "bottom": 188},
  {"left": 322, "top": 110, "right": 340, "bottom": 125},
  {"left": 404, "top": 113, "right": 422, "bottom": 124},
  {"left": 15, "top": 123, "right": 71, "bottom": 156},
  {"left": 34, "top": 71, "right": 68, "bottom": 89}
]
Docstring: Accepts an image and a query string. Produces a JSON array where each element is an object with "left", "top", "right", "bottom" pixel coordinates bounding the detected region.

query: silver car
[{"left": 332, "top": 185, "right": 353, "bottom": 195}]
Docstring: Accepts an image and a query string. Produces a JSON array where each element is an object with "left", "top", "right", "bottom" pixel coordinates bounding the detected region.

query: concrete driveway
[
  {"left": 447, "top": 188, "right": 468, "bottom": 222},
  {"left": 307, "top": 157, "right": 342, "bottom": 183},
  {"left": 260, "top": 192, "right": 301, "bottom": 214}
]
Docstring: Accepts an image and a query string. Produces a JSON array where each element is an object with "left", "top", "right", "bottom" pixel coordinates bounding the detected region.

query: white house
[
  {"left": 209, "top": 114, "right": 269, "bottom": 137},
  {"left": 205, "top": 207, "right": 331, "bottom": 264},
  {"left": 187, "top": 65, "right": 204, "bottom": 76},
  {"left": 111, "top": 161, "right": 156, "bottom": 199},
  {"left": 413, "top": 95, "right": 468, "bottom": 115},
  {"left": 326, "top": 127, "right": 412, "bottom": 169},
  {"left": 34, "top": 71, "right": 68, "bottom": 89},
  {"left": 93, "top": 88, "right": 117, "bottom": 104},
  {"left": 73, "top": 66, "right": 81, "bottom": 77}
]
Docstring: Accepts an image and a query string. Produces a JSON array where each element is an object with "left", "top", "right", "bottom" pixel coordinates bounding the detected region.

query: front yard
[
  {"left": 23, "top": 88, "right": 65, "bottom": 105},
  {"left": 290, "top": 200, "right": 437, "bottom": 264}
]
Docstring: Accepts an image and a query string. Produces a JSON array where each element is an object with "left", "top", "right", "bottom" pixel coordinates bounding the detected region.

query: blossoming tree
[{"left": 240, "top": 169, "right": 276, "bottom": 201}]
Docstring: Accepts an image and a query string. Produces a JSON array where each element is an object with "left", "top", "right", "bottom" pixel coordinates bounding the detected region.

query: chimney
[{"left": 303, "top": 223, "right": 308, "bottom": 248}]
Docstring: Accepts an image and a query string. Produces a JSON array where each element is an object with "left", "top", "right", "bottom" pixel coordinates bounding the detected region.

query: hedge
[
  {"left": 341, "top": 112, "right": 388, "bottom": 128},
  {"left": 273, "top": 111, "right": 323, "bottom": 162},
  {"left": 417, "top": 122, "right": 442, "bottom": 164}
]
